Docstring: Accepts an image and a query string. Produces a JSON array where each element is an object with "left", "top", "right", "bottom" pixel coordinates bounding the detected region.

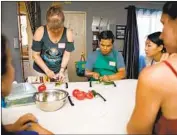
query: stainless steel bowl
[{"left": 33, "top": 89, "right": 69, "bottom": 112}]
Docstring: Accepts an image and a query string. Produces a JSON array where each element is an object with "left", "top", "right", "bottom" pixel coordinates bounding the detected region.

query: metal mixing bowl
[{"left": 33, "top": 89, "right": 68, "bottom": 112}]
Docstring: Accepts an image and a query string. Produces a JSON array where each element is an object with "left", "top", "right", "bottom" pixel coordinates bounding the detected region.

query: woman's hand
[
  {"left": 27, "top": 123, "right": 53, "bottom": 135},
  {"left": 55, "top": 69, "right": 65, "bottom": 82},
  {"left": 12, "top": 113, "right": 38, "bottom": 132},
  {"left": 45, "top": 69, "right": 56, "bottom": 79}
]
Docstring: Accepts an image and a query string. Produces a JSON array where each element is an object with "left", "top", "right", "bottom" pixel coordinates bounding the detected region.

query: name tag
[
  {"left": 109, "top": 61, "right": 116, "bottom": 66},
  {"left": 58, "top": 43, "right": 66, "bottom": 48}
]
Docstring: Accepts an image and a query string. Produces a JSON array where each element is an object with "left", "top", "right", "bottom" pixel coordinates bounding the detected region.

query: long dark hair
[
  {"left": 1, "top": 35, "right": 16, "bottom": 135},
  {"left": 163, "top": 2, "right": 177, "bottom": 20},
  {"left": 147, "top": 32, "right": 166, "bottom": 53}
]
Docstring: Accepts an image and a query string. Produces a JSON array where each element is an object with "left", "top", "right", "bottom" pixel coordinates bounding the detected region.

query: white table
[{"left": 2, "top": 79, "right": 137, "bottom": 134}]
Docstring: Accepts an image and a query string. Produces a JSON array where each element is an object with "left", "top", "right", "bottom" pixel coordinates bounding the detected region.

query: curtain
[
  {"left": 123, "top": 6, "right": 139, "bottom": 79},
  {"left": 25, "top": 2, "right": 41, "bottom": 34},
  {"left": 136, "top": 8, "right": 162, "bottom": 56},
  {"left": 136, "top": 8, "right": 162, "bottom": 72}
]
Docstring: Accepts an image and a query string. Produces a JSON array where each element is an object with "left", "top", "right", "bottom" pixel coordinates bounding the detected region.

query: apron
[{"left": 91, "top": 50, "right": 118, "bottom": 81}]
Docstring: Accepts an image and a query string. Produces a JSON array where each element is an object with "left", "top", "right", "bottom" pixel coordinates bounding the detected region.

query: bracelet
[
  {"left": 60, "top": 67, "right": 66, "bottom": 71},
  {"left": 60, "top": 67, "right": 65, "bottom": 72}
]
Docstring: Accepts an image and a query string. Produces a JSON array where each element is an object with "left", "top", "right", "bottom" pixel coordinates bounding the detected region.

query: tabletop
[{"left": 2, "top": 79, "right": 138, "bottom": 134}]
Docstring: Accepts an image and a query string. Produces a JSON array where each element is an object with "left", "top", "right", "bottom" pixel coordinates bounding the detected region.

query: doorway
[{"left": 64, "top": 11, "right": 87, "bottom": 82}]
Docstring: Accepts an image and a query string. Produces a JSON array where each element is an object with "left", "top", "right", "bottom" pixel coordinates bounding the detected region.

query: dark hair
[
  {"left": 1, "top": 34, "right": 8, "bottom": 76},
  {"left": 163, "top": 2, "right": 177, "bottom": 20},
  {"left": 98, "top": 30, "right": 115, "bottom": 43},
  {"left": 1, "top": 35, "right": 14, "bottom": 135},
  {"left": 147, "top": 32, "right": 166, "bottom": 53}
]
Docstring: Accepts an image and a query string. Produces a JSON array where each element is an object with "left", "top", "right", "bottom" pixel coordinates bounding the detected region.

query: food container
[{"left": 33, "top": 89, "right": 68, "bottom": 112}]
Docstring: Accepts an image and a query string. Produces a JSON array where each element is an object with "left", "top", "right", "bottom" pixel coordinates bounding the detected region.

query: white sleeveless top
[{"left": 145, "top": 57, "right": 159, "bottom": 66}]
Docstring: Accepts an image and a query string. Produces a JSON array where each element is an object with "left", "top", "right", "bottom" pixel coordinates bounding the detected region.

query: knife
[
  {"left": 65, "top": 82, "right": 68, "bottom": 89},
  {"left": 68, "top": 96, "right": 74, "bottom": 106},
  {"left": 91, "top": 90, "right": 106, "bottom": 102},
  {"left": 112, "top": 81, "right": 116, "bottom": 87},
  {"left": 97, "top": 93, "right": 106, "bottom": 102},
  {"left": 89, "top": 81, "right": 92, "bottom": 87}
]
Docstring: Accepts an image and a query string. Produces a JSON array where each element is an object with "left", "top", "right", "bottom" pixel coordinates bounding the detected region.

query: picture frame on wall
[{"left": 116, "top": 25, "right": 126, "bottom": 40}]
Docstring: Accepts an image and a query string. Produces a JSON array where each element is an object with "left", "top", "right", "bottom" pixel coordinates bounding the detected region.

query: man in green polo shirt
[{"left": 85, "top": 30, "right": 126, "bottom": 82}]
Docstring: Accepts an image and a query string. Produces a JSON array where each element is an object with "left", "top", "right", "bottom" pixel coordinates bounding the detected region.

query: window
[
  {"left": 19, "top": 15, "right": 28, "bottom": 46},
  {"left": 136, "top": 8, "right": 163, "bottom": 56}
]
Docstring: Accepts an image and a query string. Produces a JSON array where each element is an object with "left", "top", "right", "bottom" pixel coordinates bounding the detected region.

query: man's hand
[
  {"left": 92, "top": 72, "right": 100, "bottom": 80},
  {"left": 100, "top": 75, "right": 110, "bottom": 82}
]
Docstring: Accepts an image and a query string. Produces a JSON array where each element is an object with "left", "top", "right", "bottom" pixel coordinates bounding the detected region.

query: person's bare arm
[
  {"left": 4, "top": 124, "right": 14, "bottom": 132},
  {"left": 108, "top": 68, "right": 126, "bottom": 80},
  {"left": 85, "top": 70, "right": 95, "bottom": 78},
  {"left": 127, "top": 67, "right": 163, "bottom": 134},
  {"left": 32, "top": 26, "right": 54, "bottom": 76},
  {"left": 85, "top": 70, "right": 100, "bottom": 80}
]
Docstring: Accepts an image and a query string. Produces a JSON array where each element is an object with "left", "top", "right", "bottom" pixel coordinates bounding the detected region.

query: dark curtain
[
  {"left": 123, "top": 5, "right": 139, "bottom": 79},
  {"left": 25, "top": 2, "right": 41, "bottom": 34}
]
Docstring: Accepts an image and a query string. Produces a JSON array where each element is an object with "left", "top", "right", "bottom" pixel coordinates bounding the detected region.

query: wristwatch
[{"left": 60, "top": 67, "right": 65, "bottom": 72}]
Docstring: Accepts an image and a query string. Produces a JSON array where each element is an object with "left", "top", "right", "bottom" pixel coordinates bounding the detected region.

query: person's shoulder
[
  {"left": 139, "top": 56, "right": 177, "bottom": 92},
  {"left": 92, "top": 50, "right": 99, "bottom": 55},
  {"left": 87, "top": 50, "right": 98, "bottom": 59},
  {"left": 112, "top": 49, "right": 122, "bottom": 56},
  {"left": 35, "top": 26, "right": 44, "bottom": 34},
  {"left": 112, "top": 48, "right": 118, "bottom": 52},
  {"left": 33, "top": 26, "right": 44, "bottom": 41},
  {"left": 66, "top": 28, "right": 72, "bottom": 33},
  {"left": 167, "top": 55, "right": 177, "bottom": 67},
  {"left": 137, "top": 64, "right": 164, "bottom": 100},
  {"left": 148, "top": 55, "right": 177, "bottom": 77},
  {"left": 140, "top": 62, "right": 166, "bottom": 82},
  {"left": 94, "top": 50, "right": 101, "bottom": 56}
]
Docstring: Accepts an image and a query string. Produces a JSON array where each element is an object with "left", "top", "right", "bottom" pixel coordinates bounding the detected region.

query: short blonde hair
[{"left": 46, "top": 4, "right": 65, "bottom": 22}]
